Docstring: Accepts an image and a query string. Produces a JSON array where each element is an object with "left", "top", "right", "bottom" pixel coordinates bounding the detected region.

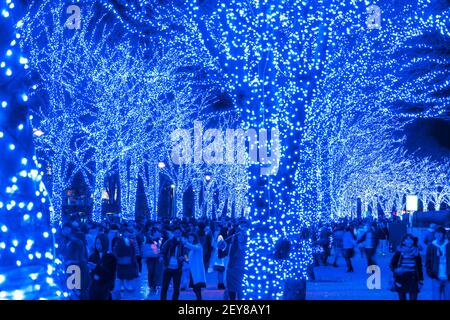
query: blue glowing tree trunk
[
  {"left": 0, "top": 0, "right": 62, "bottom": 299},
  {"left": 190, "top": 0, "right": 371, "bottom": 299}
]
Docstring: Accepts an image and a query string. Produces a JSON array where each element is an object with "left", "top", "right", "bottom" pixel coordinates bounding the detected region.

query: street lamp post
[
  {"left": 153, "top": 161, "right": 165, "bottom": 220},
  {"left": 171, "top": 184, "right": 176, "bottom": 218},
  {"left": 204, "top": 174, "right": 212, "bottom": 218}
]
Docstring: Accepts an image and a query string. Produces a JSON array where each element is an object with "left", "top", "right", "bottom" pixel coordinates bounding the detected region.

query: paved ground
[{"left": 116, "top": 250, "right": 434, "bottom": 300}]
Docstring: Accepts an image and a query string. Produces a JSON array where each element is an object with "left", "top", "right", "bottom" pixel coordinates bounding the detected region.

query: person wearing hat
[
  {"left": 424, "top": 223, "right": 438, "bottom": 246},
  {"left": 426, "top": 226, "right": 450, "bottom": 300}
]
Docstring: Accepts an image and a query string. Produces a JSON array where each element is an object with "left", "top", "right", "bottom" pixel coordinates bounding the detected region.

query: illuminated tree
[
  {"left": 22, "top": 0, "right": 219, "bottom": 223},
  {"left": 184, "top": 0, "right": 370, "bottom": 299},
  {"left": 302, "top": 0, "right": 450, "bottom": 220},
  {"left": 0, "top": 0, "right": 62, "bottom": 299},
  {"left": 20, "top": 1, "right": 122, "bottom": 223},
  {"left": 15, "top": 0, "right": 450, "bottom": 300}
]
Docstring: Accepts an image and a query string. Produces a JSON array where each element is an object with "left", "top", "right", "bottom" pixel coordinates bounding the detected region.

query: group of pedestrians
[
  {"left": 56, "top": 215, "right": 249, "bottom": 300},
  {"left": 313, "top": 219, "right": 382, "bottom": 273},
  {"left": 56, "top": 213, "right": 449, "bottom": 300},
  {"left": 57, "top": 221, "right": 142, "bottom": 300},
  {"left": 390, "top": 225, "right": 450, "bottom": 300},
  {"left": 311, "top": 216, "right": 450, "bottom": 300}
]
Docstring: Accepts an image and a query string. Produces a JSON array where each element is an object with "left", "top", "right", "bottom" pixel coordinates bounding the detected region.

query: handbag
[{"left": 142, "top": 238, "right": 159, "bottom": 258}]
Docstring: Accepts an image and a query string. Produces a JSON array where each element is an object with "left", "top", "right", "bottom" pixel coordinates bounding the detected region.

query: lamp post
[
  {"left": 204, "top": 174, "right": 212, "bottom": 218},
  {"left": 153, "top": 161, "right": 165, "bottom": 220},
  {"left": 171, "top": 184, "right": 176, "bottom": 218}
]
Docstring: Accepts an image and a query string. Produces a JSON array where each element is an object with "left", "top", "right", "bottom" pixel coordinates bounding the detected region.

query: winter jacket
[
  {"left": 88, "top": 251, "right": 117, "bottom": 300},
  {"left": 343, "top": 231, "right": 356, "bottom": 249},
  {"left": 184, "top": 242, "right": 206, "bottom": 285},
  {"left": 390, "top": 247, "right": 424, "bottom": 294},
  {"left": 160, "top": 238, "right": 186, "bottom": 269},
  {"left": 426, "top": 241, "right": 450, "bottom": 280},
  {"left": 390, "top": 248, "right": 424, "bottom": 281},
  {"left": 357, "top": 228, "right": 378, "bottom": 249}
]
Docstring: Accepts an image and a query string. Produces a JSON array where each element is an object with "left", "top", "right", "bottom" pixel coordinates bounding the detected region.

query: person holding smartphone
[{"left": 182, "top": 233, "right": 206, "bottom": 300}]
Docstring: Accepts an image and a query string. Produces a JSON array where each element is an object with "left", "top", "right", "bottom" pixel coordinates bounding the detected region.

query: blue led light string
[{"left": 0, "top": 0, "right": 64, "bottom": 299}]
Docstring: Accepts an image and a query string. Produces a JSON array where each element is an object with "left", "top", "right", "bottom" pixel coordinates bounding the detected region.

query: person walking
[
  {"left": 182, "top": 233, "right": 206, "bottom": 300},
  {"left": 426, "top": 226, "right": 450, "bottom": 300},
  {"left": 160, "top": 227, "right": 186, "bottom": 300},
  {"left": 88, "top": 234, "right": 117, "bottom": 300},
  {"left": 65, "top": 227, "right": 90, "bottom": 300},
  {"left": 424, "top": 223, "right": 438, "bottom": 246},
  {"left": 318, "top": 226, "right": 331, "bottom": 266},
  {"left": 342, "top": 226, "right": 356, "bottom": 272},
  {"left": 180, "top": 235, "right": 191, "bottom": 292},
  {"left": 332, "top": 224, "right": 345, "bottom": 267},
  {"left": 113, "top": 226, "right": 139, "bottom": 292},
  {"left": 357, "top": 222, "right": 379, "bottom": 267},
  {"left": 202, "top": 226, "right": 213, "bottom": 272},
  {"left": 107, "top": 224, "right": 120, "bottom": 253},
  {"left": 131, "top": 226, "right": 143, "bottom": 275},
  {"left": 377, "top": 220, "right": 389, "bottom": 256},
  {"left": 390, "top": 234, "right": 424, "bottom": 300},
  {"left": 142, "top": 227, "right": 163, "bottom": 296},
  {"left": 212, "top": 227, "right": 228, "bottom": 290},
  {"left": 355, "top": 224, "right": 366, "bottom": 258}
]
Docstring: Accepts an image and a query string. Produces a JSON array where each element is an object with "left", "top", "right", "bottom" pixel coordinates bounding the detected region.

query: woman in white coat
[{"left": 182, "top": 233, "right": 206, "bottom": 300}]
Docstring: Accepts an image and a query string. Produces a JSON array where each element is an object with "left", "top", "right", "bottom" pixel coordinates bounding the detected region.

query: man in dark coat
[
  {"left": 201, "top": 226, "right": 213, "bottom": 272},
  {"left": 226, "top": 223, "right": 248, "bottom": 300},
  {"left": 65, "top": 227, "right": 90, "bottom": 300},
  {"left": 160, "top": 227, "right": 187, "bottom": 300},
  {"left": 426, "top": 226, "right": 450, "bottom": 300}
]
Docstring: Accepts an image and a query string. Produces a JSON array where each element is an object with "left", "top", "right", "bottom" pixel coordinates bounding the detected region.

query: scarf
[
  {"left": 432, "top": 240, "right": 448, "bottom": 256},
  {"left": 396, "top": 245, "right": 419, "bottom": 273},
  {"left": 398, "top": 245, "right": 419, "bottom": 258}
]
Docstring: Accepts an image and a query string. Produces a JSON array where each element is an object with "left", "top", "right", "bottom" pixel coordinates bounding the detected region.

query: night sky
[{"left": 405, "top": 118, "right": 450, "bottom": 160}]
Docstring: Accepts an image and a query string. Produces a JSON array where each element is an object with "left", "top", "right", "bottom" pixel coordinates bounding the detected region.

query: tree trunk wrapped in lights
[{"left": 0, "top": 0, "right": 63, "bottom": 299}]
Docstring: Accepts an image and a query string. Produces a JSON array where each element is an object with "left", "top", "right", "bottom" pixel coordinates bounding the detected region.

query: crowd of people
[
  {"left": 55, "top": 213, "right": 449, "bottom": 300},
  {"left": 56, "top": 215, "right": 249, "bottom": 300},
  {"left": 309, "top": 217, "right": 450, "bottom": 300}
]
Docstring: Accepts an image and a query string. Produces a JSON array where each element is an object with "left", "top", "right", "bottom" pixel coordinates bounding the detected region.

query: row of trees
[
  {"left": 296, "top": 0, "right": 450, "bottom": 221},
  {"left": 20, "top": 1, "right": 249, "bottom": 223}
]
